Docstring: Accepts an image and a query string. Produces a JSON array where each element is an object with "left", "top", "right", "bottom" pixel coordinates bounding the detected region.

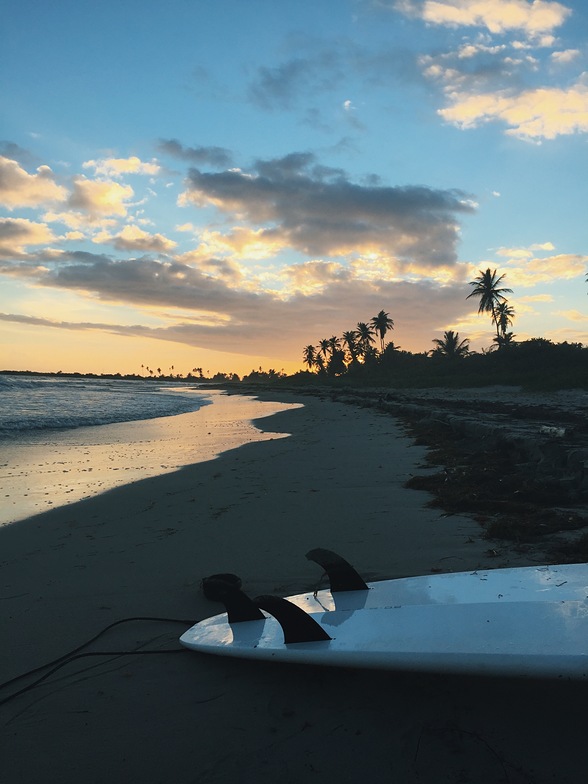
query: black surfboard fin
[
  {"left": 306, "top": 548, "right": 369, "bottom": 592},
  {"left": 255, "top": 595, "right": 332, "bottom": 644},
  {"left": 201, "top": 573, "right": 265, "bottom": 623}
]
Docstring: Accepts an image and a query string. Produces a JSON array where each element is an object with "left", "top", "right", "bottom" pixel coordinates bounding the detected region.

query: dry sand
[{"left": 1, "top": 393, "right": 586, "bottom": 783}]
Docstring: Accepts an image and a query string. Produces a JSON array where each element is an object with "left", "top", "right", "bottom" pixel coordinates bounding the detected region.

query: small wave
[{"left": 0, "top": 375, "right": 209, "bottom": 437}]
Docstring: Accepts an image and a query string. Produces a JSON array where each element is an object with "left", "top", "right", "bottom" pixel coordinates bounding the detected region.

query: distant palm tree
[
  {"left": 467, "top": 269, "right": 512, "bottom": 338},
  {"left": 493, "top": 331, "right": 517, "bottom": 349},
  {"left": 302, "top": 344, "right": 317, "bottom": 370},
  {"left": 318, "top": 338, "right": 332, "bottom": 361},
  {"left": 356, "top": 322, "right": 375, "bottom": 359},
  {"left": 328, "top": 335, "right": 341, "bottom": 352},
  {"left": 370, "top": 310, "right": 394, "bottom": 352},
  {"left": 431, "top": 330, "right": 470, "bottom": 358},
  {"left": 494, "top": 301, "right": 515, "bottom": 338},
  {"left": 342, "top": 330, "right": 359, "bottom": 362}
]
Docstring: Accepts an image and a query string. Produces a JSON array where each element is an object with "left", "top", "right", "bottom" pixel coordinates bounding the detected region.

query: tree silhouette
[
  {"left": 370, "top": 310, "right": 394, "bottom": 352},
  {"left": 431, "top": 330, "right": 470, "bottom": 358},
  {"left": 467, "top": 268, "right": 512, "bottom": 338},
  {"left": 342, "top": 330, "right": 359, "bottom": 363},
  {"left": 494, "top": 301, "right": 515, "bottom": 341},
  {"left": 356, "top": 322, "right": 375, "bottom": 359},
  {"left": 318, "top": 338, "right": 332, "bottom": 362},
  {"left": 302, "top": 344, "right": 317, "bottom": 371}
]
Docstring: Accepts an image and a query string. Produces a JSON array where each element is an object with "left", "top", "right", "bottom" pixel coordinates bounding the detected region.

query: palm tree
[
  {"left": 318, "top": 338, "right": 332, "bottom": 362},
  {"left": 431, "top": 330, "right": 470, "bottom": 358},
  {"left": 302, "top": 344, "right": 317, "bottom": 371},
  {"left": 492, "top": 331, "right": 517, "bottom": 349},
  {"left": 327, "top": 335, "right": 341, "bottom": 353},
  {"left": 342, "top": 330, "right": 359, "bottom": 363},
  {"left": 356, "top": 322, "right": 375, "bottom": 359},
  {"left": 467, "top": 269, "right": 512, "bottom": 338},
  {"left": 494, "top": 301, "right": 515, "bottom": 338},
  {"left": 370, "top": 310, "right": 394, "bottom": 352}
]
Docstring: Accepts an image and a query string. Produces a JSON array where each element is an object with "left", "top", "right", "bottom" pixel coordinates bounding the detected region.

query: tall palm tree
[
  {"left": 467, "top": 269, "right": 512, "bottom": 337},
  {"left": 370, "top": 310, "right": 394, "bottom": 353},
  {"left": 302, "top": 344, "right": 317, "bottom": 371},
  {"left": 431, "top": 330, "right": 470, "bottom": 358}
]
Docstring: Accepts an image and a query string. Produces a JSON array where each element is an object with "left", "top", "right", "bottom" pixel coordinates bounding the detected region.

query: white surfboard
[{"left": 180, "top": 552, "right": 588, "bottom": 678}]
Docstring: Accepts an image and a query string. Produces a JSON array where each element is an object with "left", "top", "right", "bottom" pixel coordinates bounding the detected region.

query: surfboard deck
[{"left": 180, "top": 560, "right": 588, "bottom": 678}]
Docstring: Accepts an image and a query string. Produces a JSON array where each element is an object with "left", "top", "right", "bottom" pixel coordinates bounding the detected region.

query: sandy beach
[{"left": 1, "top": 391, "right": 586, "bottom": 783}]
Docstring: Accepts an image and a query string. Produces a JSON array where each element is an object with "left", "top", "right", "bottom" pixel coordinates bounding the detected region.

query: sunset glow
[{"left": 1, "top": 0, "right": 587, "bottom": 377}]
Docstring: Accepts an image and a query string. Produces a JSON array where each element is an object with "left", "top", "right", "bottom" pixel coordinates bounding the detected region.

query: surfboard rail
[{"left": 181, "top": 551, "right": 588, "bottom": 678}]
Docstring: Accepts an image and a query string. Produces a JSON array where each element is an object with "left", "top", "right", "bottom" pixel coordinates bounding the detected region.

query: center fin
[{"left": 306, "top": 548, "right": 369, "bottom": 592}]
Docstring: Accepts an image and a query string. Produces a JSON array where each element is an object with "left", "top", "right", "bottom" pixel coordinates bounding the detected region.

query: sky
[{"left": 1, "top": 0, "right": 587, "bottom": 377}]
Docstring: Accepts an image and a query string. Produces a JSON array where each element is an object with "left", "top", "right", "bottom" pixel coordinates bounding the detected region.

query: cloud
[
  {"left": 192, "top": 226, "right": 290, "bottom": 260},
  {"left": 0, "top": 142, "right": 38, "bottom": 167},
  {"left": 248, "top": 58, "right": 323, "bottom": 110},
  {"left": 157, "top": 139, "right": 233, "bottom": 168},
  {"left": 283, "top": 260, "right": 352, "bottom": 294},
  {"left": 0, "top": 272, "right": 475, "bottom": 359},
  {"left": 0, "top": 218, "right": 56, "bottom": 258},
  {"left": 394, "top": 0, "right": 571, "bottom": 38},
  {"left": 554, "top": 309, "right": 588, "bottom": 322},
  {"left": 179, "top": 152, "right": 475, "bottom": 265},
  {"left": 0, "top": 156, "right": 67, "bottom": 209},
  {"left": 83, "top": 156, "right": 161, "bottom": 178},
  {"left": 247, "top": 44, "right": 424, "bottom": 113},
  {"left": 502, "top": 252, "right": 587, "bottom": 286},
  {"left": 92, "top": 224, "right": 178, "bottom": 253},
  {"left": 13, "top": 251, "right": 261, "bottom": 315},
  {"left": 551, "top": 49, "right": 580, "bottom": 65},
  {"left": 438, "top": 79, "right": 588, "bottom": 139},
  {"left": 68, "top": 177, "right": 135, "bottom": 218}
]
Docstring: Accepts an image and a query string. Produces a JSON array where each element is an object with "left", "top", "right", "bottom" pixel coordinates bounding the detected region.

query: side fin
[
  {"left": 255, "top": 595, "right": 332, "bottom": 644},
  {"left": 306, "top": 548, "right": 369, "bottom": 592},
  {"left": 201, "top": 574, "right": 265, "bottom": 623}
]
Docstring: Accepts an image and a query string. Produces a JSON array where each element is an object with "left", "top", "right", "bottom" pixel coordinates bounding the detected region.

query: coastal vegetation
[
  {"left": 2, "top": 269, "right": 586, "bottom": 391},
  {"left": 290, "top": 268, "right": 587, "bottom": 390}
]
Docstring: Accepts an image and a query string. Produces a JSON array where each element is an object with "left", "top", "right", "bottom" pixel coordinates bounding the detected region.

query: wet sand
[
  {"left": 1, "top": 392, "right": 586, "bottom": 783},
  {"left": 0, "top": 390, "right": 300, "bottom": 526}
]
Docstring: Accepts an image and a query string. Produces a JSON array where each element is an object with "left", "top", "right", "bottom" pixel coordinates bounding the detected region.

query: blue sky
[{"left": 1, "top": 0, "right": 587, "bottom": 375}]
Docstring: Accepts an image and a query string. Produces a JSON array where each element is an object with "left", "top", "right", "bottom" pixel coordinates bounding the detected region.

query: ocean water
[
  {"left": 0, "top": 376, "right": 301, "bottom": 525},
  {"left": 0, "top": 374, "right": 208, "bottom": 437}
]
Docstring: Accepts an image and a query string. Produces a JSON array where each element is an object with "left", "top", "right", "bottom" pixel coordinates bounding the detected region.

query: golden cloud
[
  {"left": 503, "top": 253, "right": 587, "bottom": 286},
  {"left": 197, "top": 227, "right": 290, "bottom": 260},
  {"left": 0, "top": 157, "right": 67, "bottom": 209},
  {"left": 83, "top": 156, "right": 161, "bottom": 178},
  {"left": 0, "top": 217, "right": 56, "bottom": 256},
  {"left": 43, "top": 210, "right": 118, "bottom": 231},
  {"left": 405, "top": 0, "right": 571, "bottom": 37},
  {"left": 439, "top": 81, "right": 588, "bottom": 139},
  {"left": 553, "top": 309, "right": 588, "bottom": 322},
  {"left": 92, "top": 224, "right": 177, "bottom": 253},
  {"left": 68, "top": 177, "right": 134, "bottom": 218}
]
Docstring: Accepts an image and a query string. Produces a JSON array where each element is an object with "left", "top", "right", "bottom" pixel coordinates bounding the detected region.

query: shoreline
[
  {"left": 2, "top": 390, "right": 586, "bottom": 783},
  {"left": 0, "top": 389, "right": 301, "bottom": 527}
]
